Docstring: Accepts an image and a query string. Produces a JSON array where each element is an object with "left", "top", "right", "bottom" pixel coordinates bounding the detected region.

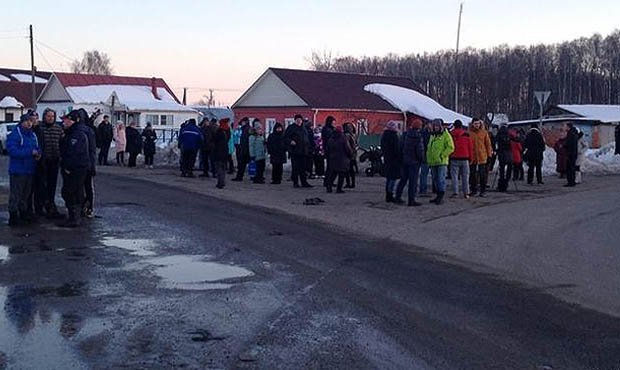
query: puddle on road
[
  {"left": 0, "top": 245, "right": 9, "bottom": 263},
  {"left": 101, "top": 237, "right": 157, "bottom": 257},
  {"left": 0, "top": 286, "right": 89, "bottom": 369},
  {"left": 147, "top": 255, "right": 254, "bottom": 291}
]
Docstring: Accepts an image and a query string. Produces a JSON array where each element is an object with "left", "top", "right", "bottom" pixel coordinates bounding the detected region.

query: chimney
[{"left": 151, "top": 77, "right": 160, "bottom": 100}]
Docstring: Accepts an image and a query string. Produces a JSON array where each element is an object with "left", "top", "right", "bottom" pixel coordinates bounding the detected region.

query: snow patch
[
  {"left": 558, "top": 104, "right": 620, "bottom": 123},
  {"left": 542, "top": 143, "right": 620, "bottom": 176},
  {"left": 364, "top": 83, "right": 471, "bottom": 124},
  {"left": 0, "top": 96, "right": 24, "bottom": 108},
  {"left": 0, "top": 74, "right": 10, "bottom": 82},
  {"left": 65, "top": 85, "right": 195, "bottom": 112},
  {"left": 10, "top": 73, "right": 48, "bottom": 83}
]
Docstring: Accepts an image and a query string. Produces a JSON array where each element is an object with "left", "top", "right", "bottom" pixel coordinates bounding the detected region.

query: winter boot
[
  {"left": 19, "top": 211, "right": 36, "bottom": 224},
  {"left": 434, "top": 191, "right": 445, "bottom": 205},
  {"left": 8, "top": 212, "right": 23, "bottom": 227},
  {"left": 58, "top": 207, "right": 81, "bottom": 228},
  {"left": 45, "top": 204, "right": 65, "bottom": 220},
  {"left": 408, "top": 199, "right": 422, "bottom": 207},
  {"left": 386, "top": 192, "right": 394, "bottom": 203}
]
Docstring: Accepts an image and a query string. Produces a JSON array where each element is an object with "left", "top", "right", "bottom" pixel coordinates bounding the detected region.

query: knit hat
[
  {"left": 431, "top": 118, "right": 444, "bottom": 127},
  {"left": 19, "top": 114, "right": 30, "bottom": 123},
  {"left": 385, "top": 121, "right": 398, "bottom": 131},
  {"left": 454, "top": 120, "right": 463, "bottom": 128}
]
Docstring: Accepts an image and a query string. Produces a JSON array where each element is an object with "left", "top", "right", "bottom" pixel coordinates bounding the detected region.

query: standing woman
[
  {"left": 114, "top": 122, "right": 126, "bottom": 166},
  {"left": 343, "top": 122, "right": 358, "bottom": 189},
  {"left": 267, "top": 123, "right": 287, "bottom": 184},
  {"left": 495, "top": 124, "right": 513, "bottom": 192},
  {"left": 325, "top": 126, "right": 352, "bottom": 193},
  {"left": 380, "top": 121, "right": 401, "bottom": 202},
  {"left": 141, "top": 123, "right": 157, "bottom": 168},
  {"left": 125, "top": 121, "right": 142, "bottom": 168}
]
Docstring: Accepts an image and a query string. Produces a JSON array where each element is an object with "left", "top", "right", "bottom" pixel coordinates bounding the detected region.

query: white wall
[
  {"left": 234, "top": 70, "right": 307, "bottom": 108},
  {"left": 1, "top": 107, "right": 23, "bottom": 122},
  {"left": 139, "top": 111, "right": 199, "bottom": 128}
]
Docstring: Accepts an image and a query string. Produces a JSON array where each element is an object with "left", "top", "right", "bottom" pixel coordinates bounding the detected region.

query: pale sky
[{"left": 2, "top": 0, "right": 619, "bottom": 105}]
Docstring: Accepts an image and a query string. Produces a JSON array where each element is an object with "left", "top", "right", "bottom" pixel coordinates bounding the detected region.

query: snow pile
[
  {"left": 364, "top": 83, "right": 471, "bottom": 124},
  {"left": 558, "top": 105, "right": 620, "bottom": 123},
  {"left": 0, "top": 74, "right": 10, "bottom": 82},
  {"left": 0, "top": 96, "right": 24, "bottom": 108},
  {"left": 10, "top": 73, "right": 48, "bottom": 83},
  {"left": 154, "top": 142, "right": 181, "bottom": 166},
  {"left": 66, "top": 85, "right": 195, "bottom": 112},
  {"left": 542, "top": 143, "right": 619, "bottom": 176}
]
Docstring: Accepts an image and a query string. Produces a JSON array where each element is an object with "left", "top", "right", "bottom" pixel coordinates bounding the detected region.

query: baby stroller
[{"left": 359, "top": 145, "right": 384, "bottom": 177}]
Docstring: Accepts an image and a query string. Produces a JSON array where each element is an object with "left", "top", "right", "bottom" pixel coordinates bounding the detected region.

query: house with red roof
[
  {"left": 0, "top": 67, "right": 51, "bottom": 122},
  {"left": 232, "top": 68, "right": 420, "bottom": 135},
  {"left": 37, "top": 72, "right": 198, "bottom": 127}
]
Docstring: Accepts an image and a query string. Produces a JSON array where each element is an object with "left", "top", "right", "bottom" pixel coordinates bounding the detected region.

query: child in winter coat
[
  {"left": 249, "top": 123, "right": 266, "bottom": 183},
  {"left": 509, "top": 129, "right": 524, "bottom": 181}
]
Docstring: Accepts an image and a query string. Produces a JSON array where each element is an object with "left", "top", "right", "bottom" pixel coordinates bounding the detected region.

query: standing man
[
  {"left": 6, "top": 114, "right": 40, "bottom": 226},
  {"left": 213, "top": 118, "right": 231, "bottom": 189},
  {"left": 564, "top": 124, "right": 579, "bottom": 187},
  {"left": 232, "top": 118, "right": 251, "bottom": 181},
  {"left": 285, "top": 114, "right": 313, "bottom": 188},
  {"left": 321, "top": 116, "right": 336, "bottom": 187},
  {"left": 28, "top": 110, "right": 46, "bottom": 218},
  {"left": 97, "top": 115, "right": 114, "bottom": 166},
  {"left": 523, "top": 123, "right": 546, "bottom": 185},
  {"left": 59, "top": 110, "right": 90, "bottom": 227},
  {"left": 393, "top": 118, "right": 425, "bottom": 206},
  {"left": 199, "top": 118, "right": 214, "bottom": 177},
  {"left": 178, "top": 118, "right": 203, "bottom": 177},
  {"left": 39, "top": 108, "right": 64, "bottom": 218},
  {"left": 468, "top": 118, "right": 493, "bottom": 197},
  {"left": 427, "top": 119, "right": 454, "bottom": 205},
  {"left": 418, "top": 121, "right": 432, "bottom": 197},
  {"left": 125, "top": 121, "right": 142, "bottom": 168},
  {"left": 449, "top": 120, "right": 473, "bottom": 199}
]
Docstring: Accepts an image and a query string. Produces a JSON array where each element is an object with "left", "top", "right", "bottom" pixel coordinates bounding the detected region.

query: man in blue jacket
[
  {"left": 7, "top": 114, "right": 41, "bottom": 226},
  {"left": 178, "top": 118, "right": 203, "bottom": 177},
  {"left": 59, "top": 110, "right": 91, "bottom": 227}
]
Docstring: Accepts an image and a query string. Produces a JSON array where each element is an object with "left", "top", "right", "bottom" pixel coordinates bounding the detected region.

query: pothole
[
  {"left": 101, "top": 237, "right": 156, "bottom": 257},
  {"left": 146, "top": 255, "right": 254, "bottom": 291}
]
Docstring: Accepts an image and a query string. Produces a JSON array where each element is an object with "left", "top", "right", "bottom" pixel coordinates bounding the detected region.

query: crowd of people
[{"left": 6, "top": 107, "right": 606, "bottom": 228}]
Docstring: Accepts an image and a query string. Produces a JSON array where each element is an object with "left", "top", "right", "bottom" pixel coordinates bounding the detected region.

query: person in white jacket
[{"left": 575, "top": 130, "right": 588, "bottom": 184}]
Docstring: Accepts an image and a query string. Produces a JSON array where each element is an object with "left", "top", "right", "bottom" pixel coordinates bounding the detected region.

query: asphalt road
[{"left": 1, "top": 172, "right": 620, "bottom": 369}]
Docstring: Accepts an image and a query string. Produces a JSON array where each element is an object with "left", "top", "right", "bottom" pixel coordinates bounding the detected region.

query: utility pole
[
  {"left": 454, "top": 3, "right": 463, "bottom": 112},
  {"left": 29, "top": 24, "right": 37, "bottom": 111}
]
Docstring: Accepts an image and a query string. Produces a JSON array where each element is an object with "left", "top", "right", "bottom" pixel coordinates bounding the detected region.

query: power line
[
  {"left": 34, "top": 43, "right": 56, "bottom": 71},
  {"left": 0, "top": 36, "right": 28, "bottom": 40},
  {"left": 35, "top": 39, "right": 77, "bottom": 63}
]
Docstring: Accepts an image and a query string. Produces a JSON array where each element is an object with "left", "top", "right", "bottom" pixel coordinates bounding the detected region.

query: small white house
[
  {"left": 37, "top": 72, "right": 198, "bottom": 127},
  {"left": 0, "top": 96, "right": 24, "bottom": 122}
]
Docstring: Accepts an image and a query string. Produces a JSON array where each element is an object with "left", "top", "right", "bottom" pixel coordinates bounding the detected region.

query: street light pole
[{"left": 455, "top": 2, "right": 463, "bottom": 112}]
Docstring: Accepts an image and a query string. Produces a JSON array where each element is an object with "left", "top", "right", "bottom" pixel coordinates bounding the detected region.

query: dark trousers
[
  {"left": 527, "top": 158, "right": 543, "bottom": 184},
  {"left": 29, "top": 163, "right": 46, "bottom": 214},
  {"left": 98, "top": 142, "right": 111, "bottom": 165},
  {"left": 498, "top": 162, "right": 513, "bottom": 191},
  {"left": 235, "top": 160, "right": 248, "bottom": 180},
  {"left": 291, "top": 154, "right": 308, "bottom": 186},
  {"left": 44, "top": 158, "right": 60, "bottom": 207},
  {"left": 128, "top": 152, "right": 138, "bottom": 168},
  {"left": 513, "top": 162, "right": 524, "bottom": 180},
  {"left": 116, "top": 151, "right": 125, "bottom": 165},
  {"left": 271, "top": 163, "right": 283, "bottom": 183},
  {"left": 395, "top": 163, "right": 420, "bottom": 201},
  {"left": 566, "top": 157, "right": 577, "bottom": 185},
  {"left": 215, "top": 161, "right": 226, "bottom": 187},
  {"left": 201, "top": 150, "right": 211, "bottom": 174},
  {"left": 469, "top": 164, "right": 489, "bottom": 194},
  {"left": 314, "top": 155, "right": 325, "bottom": 176},
  {"left": 144, "top": 154, "right": 154, "bottom": 166},
  {"left": 9, "top": 174, "right": 33, "bottom": 213},
  {"left": 253, "top": 159, "right": 266, "bottom": 182},
  {"left": 326, "top": 171, "right": 345, "bottom": 192},
  {"left": 62, "top": 168, "right": 87, "bottom": 209},
  {"left": 181, "top": 150, "right": 198, "bottom": 175},
  {"left": 345, "top": 160, "right": 356, "bottom": 187},
  {"left": 305, "top": 155, "right": 314, "bottom": 175},
  {"left": 84, "top": 173, "right": 94, "bottom": 210},
  {"left": 227, "top": 154, "right": 235, "bottom": 173}
]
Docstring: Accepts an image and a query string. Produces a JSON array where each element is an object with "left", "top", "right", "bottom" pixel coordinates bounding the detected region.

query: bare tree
[{"left": 71, "top": 50, "right": 114, "bottom": 75}]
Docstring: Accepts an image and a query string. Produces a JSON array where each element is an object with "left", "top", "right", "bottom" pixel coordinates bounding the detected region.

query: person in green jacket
[
  {"left": 249, "top": 123, "right": 266, "bottom": 184},
  {"left": 426, "top": 119, "right": 455, "bottom": 205}
]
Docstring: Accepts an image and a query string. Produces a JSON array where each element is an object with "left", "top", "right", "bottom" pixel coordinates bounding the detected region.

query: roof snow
[
  {"left": 10, "top": 73, "right": 48, "bottom": 84},
  {"left": 557, "top": 105, "right": 620, "bottom": 123},
  {"left": 0, "top": 74, "right": 10, "bottom": 82},
  {"left": 66, "top": 84, "right": 195, "bottom": 112},
  {"left": 0, "top": 96, "right": 24, "bottom": 108},
  {"left": 364, "top": 83, "right": 471, "bottom": 123}
]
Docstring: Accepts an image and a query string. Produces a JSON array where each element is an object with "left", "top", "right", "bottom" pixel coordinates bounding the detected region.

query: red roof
[
  {"left": 53, "top": 72, "right": 181, "bottom": 103},
  {"left": 267, "top": 68, "right": 420, "bottom": 110},
  {"left": 0, "top": 67, "right": 51, "bottom": 108}
]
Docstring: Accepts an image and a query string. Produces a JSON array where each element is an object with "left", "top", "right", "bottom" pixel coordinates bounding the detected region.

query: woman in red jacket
[{"left": 510, "top": 129, "right": 524, "bottom": 181}]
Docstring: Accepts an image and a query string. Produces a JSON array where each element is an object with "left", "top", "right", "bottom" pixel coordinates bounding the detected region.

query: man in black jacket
[
  {"left": 232, "top": 118, "right": 251, "bottom": 181},
  {"left": 564, "top": 124, "right": 579, "bottom": 187},
  {"left": 39, "top": 108, "right": 64, "bottom": 218},
  {"left": 284, "top": 114, "right": 312, "bottom": 188},
  {"left": 59, "top": 110, "right": 91, "bottom": 227},
  {"left": 97, "top": 115, "right": 114, "bottom": 165},
  {"left": 523, "top": 123, "right": 546, "bottom": 185}
]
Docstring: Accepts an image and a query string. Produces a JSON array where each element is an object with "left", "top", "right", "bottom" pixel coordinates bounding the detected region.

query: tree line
[{"left": 309, "top": 30, "right": 620, "bottom": 121}]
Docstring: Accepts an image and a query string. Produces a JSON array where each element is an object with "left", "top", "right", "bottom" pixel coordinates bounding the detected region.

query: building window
[
  {"left": 265, "top": 118, "right": 276, "bottom": 134},
  {"left": 160, "top": 115, "right": 173, "bottom": 126},
  {"left": 145, "top": 114, "right": 159, "bottom": 125},
  {"left": 284, "top": 118, "right": 295, "bottom": 128},
  {"left": 5, "top": 112, "right": 14, "bottom": 122}
]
